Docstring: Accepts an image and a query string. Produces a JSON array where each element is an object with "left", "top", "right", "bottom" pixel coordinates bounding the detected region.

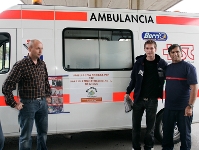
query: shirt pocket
[{"left": 23, "top": 73, "right": 36, "bottom": 87}]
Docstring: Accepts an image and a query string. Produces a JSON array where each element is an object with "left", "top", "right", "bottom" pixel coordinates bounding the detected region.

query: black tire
[{"left": 154, "top": 110, "right": 180, "bottom": 144}]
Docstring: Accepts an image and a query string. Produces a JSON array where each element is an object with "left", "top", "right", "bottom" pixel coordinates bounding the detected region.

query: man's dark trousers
[
  {"left": 132, "top": 98, "right": 158, "bottom": 150},
  {"left": 162, "top": 108, "right": 192, "bottom": 150}
]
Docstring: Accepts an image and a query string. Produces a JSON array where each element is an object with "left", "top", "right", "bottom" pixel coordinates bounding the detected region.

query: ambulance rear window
[
  {"left": 0, "top": 33, "right": 10, "bottom": 74},
  {"left": 63, "top": 28, "right": 133, "bottom": 71}
]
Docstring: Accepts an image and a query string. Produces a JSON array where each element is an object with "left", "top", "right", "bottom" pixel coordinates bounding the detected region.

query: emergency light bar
[{"left": 32, "top": 0, "right": 42, "bottom": 5}]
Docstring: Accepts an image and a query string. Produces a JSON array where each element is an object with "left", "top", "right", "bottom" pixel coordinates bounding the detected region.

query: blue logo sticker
[
  {"left": 40, "top": 55, "right": 43, "bottom": 60},
  {"left": 142, "top": 32, "right": 168, "bottom": 41}
]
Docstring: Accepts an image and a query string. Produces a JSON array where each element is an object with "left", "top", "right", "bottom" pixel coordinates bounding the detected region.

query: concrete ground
[{"left": 3, "top": 123, "right": 199, "bottom": 150}]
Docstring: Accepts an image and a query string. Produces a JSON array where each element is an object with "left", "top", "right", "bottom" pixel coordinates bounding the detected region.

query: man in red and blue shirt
[{"left": 162, "top": 44, "right": 198, "bottom": 150}]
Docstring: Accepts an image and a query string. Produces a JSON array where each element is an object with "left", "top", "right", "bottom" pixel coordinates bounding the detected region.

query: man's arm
[
  {"left": 189, "top": 84, "right": 198, "bottom": 105},
  {"left": 2, "top": 62, "right": 22, "bottom": 108},
  {"left": 185, "top": 84, "right": 198, "bottom": 116},
  {"left": 126, "top": 63, "right": 137, "bottom": 94},
  {"left": 125, "top": 64, "right": 137, "bottom": 99},
  {"left": 44, "top": 63, "right": 52, "bottom": 98}
]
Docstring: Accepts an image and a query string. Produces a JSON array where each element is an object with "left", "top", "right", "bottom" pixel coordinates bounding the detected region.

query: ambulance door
[{"left": 0, "top": 29, "right": 19, "bottom": 136}]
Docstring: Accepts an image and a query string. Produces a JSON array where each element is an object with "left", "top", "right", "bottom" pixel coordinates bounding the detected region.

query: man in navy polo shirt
[{"left": 162, "top": 44, "right": 198, "bottom": 150}]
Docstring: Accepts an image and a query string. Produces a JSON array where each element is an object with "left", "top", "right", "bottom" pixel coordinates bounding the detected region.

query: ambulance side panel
[
  {"left": 54, "top": 7, "right": 141, "bottom": 132},
  {"left": 0, "top": 5, "right": 199, "bottom": 137}
]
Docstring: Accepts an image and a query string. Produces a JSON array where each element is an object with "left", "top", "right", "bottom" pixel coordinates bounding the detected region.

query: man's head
[
  {"left": 28, "top": 39, "right": 43, "bottom": 60},
  {"left": 168, "top": 44, "right": 182, "bottom": 63},
  {"left": 144, "top": 40, "right": 157, "bottom": 60}
]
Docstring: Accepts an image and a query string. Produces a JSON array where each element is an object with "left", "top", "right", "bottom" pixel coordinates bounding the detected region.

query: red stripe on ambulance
[
  {"left": 0, "top": 10, "right": 87, "bottom": 21},
  {"left": 113, "top": 92, "right": 134, "bottom": 102},
  {"left": 63, "top": 94, "right": 70, "bottom": 104},
  {"left": 0, "top": 90, "right": 199, "bottom": 106},
  {"left": 2, "top": 10, "right": 199, "bottom": 26},
  {"left": 113, "top": 91, "right": 166, "bottom": 102},
  {"left": 55, "top": 12, "right": 87, "bottom": 21},
  {"left": 0, "top": 10, "right": 21, "bottom": 19},
  {"left": 156, "top": 16, "right": 199, "bottom": 26},
  {"left": 0, "top": 96, "right": 19, "bottom": 106},
  {"left": 22, "top": 10, "right": 54, "bottom": 20}
]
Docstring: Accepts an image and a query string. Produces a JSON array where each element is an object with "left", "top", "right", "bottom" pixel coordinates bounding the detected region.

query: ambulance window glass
[
  {"left": 0, "top": 33, "right": 10, "bottom": 73},
  {"left": 63, "top": 29, "right": 133, "bottom": 71}
]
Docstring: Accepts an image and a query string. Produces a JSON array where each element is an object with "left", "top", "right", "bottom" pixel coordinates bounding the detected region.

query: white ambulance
[{"left": 0, "top": 4, "right": 199, "bottom": 143}]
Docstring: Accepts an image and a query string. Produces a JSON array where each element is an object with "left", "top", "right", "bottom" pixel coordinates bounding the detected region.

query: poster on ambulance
[
  {"left": 48, "top": 76, "right": 63, "bottom": 114},
  {"left": 69, "top": 72, "right": 113, "bottom": 103}
]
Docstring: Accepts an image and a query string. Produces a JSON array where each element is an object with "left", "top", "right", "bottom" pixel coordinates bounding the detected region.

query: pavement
[{"left": 3, "top": 123, "right": 199, "bottom": 150}]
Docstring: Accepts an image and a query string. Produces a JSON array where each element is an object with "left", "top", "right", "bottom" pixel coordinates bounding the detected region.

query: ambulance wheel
[{"left": 154, "top": 110, "right": 181, "bottom": 144}]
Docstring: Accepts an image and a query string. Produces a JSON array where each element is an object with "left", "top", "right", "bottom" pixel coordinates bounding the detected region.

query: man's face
[
  {"left": 169, "top": 46, "right": 182, "bottom": 63},
  {"left": 144, "top": 44, "right": 156, "bottom": 58},
  {"left": 29, "top": 41, "right": 43, "bottom": 59}
]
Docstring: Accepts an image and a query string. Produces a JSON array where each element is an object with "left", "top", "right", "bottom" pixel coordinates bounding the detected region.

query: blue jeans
[
  {"left": 18, "top": 98, "right": 48, "bottom": 150},
  {"left": 0, "top": 122, "right": 4, "bottom": 150},
  {"left": 162, "top": 108, "right": 192, "bottom": 150},
  {"left": 132, "top": 98, "right": 158, "bottom": 150}
]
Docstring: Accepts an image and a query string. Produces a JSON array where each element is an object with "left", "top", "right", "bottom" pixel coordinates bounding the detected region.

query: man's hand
[
  {"left": 15, "top": 102, "right": 24, "bottom": 110},
  {"left": 185, "top": 106, "right": 192, "bottom": 116},
  {"left": 124, "top": 94, "right": 132, "bottom": 100}
]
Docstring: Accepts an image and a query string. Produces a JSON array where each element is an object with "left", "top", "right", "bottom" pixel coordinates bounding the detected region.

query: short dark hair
[
  {"left": 168, "top": 44, "right": 182, "bottom": 54},
  {"left": 144, "top": 40, "right": 157, "bottom": 49}
]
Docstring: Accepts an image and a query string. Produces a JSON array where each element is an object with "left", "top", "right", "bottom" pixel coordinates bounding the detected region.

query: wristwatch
[{"left": 188, "top": 104, "right": 194, "bottom": 109}]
